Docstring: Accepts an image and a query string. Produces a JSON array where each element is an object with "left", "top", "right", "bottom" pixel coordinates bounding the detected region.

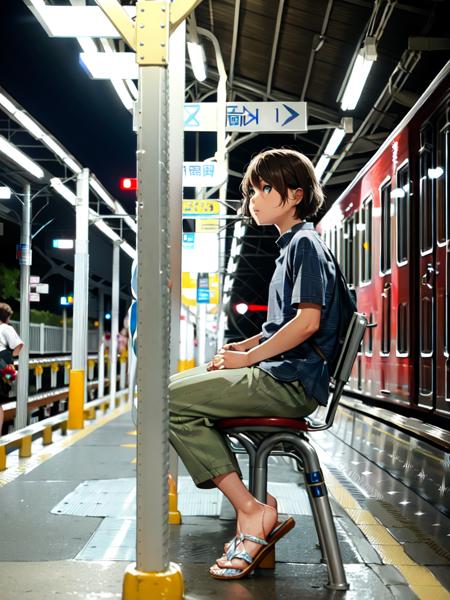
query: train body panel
[{"left": 319, "top": 62, "right": 450, "bottom": 425}]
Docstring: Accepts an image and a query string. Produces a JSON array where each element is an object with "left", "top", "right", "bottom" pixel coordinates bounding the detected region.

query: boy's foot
[
  {"left": 223, "top": 494, "right": 278, "bottom": 555},
  {"left": 210, "top": 503, "right": 277, "bottom": 576}
]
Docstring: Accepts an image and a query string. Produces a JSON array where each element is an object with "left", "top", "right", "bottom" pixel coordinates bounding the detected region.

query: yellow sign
[
  {"left": 181, "top": 272, "right": 219, "bottom": 306},
  {"left": 182, "top": 200, "right": 220, "bottom": 215}
]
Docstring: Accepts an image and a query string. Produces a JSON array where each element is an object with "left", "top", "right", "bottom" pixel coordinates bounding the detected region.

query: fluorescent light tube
[
  {"left": 63, "top": 156, "right": 82, "bottom": 174},
  {"left": 187, "top": 42, "right": 207, "bottom": 82},
  {"left": 315, "top": 155, "right": 331, "bottom": 181},
  {"left": 50, "top": 177, "right": 77, "bottom": 205},
  {"left": 89, "top": 177, "right": 116, "bottom": 211},
  {"left": 25, "top": 2, "right": 134, "bottom": 38},
  {"left": 120, "top": 240, "right": 136, "bottom": 259},
  {"left": 95, "top": 218, "right": 121, "bottom": 243},
  {"left": 42, "top": 134, "right": 67, "bottom": 160},
  {"left": 115, "top": 200, "right": 137, "bottom": 233},
  {"left": 340, "top": 50, "right": 375, "bottom": 111},
  {"left": 323, "top": 128, "right": 346, "bottom": 157},
  {"left": 0, "top": 135, "right": 44, "bottom": 179},
  {"left": 15, "top": 111, "right": 45, "bottom": 139},
  {"left": 0, "top": 92, "right": 17, "bottom": 114},
  {"left": 0, "top": 186, "right": 12, "bottom": 199},
  {"left": 79, "top": 52, "right": 138, "bottom": 80}
]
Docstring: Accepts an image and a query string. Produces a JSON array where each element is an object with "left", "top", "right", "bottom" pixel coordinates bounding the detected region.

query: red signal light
[{"left": 120, "top": 177, "right": 138, "bottom": 191}]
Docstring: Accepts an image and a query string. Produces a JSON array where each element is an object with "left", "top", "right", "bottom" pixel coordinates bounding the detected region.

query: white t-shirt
[{"left": 0, "top": 322, "right": 23, "bottom": 353}]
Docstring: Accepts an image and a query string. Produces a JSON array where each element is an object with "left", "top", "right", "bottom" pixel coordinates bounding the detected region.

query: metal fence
[{"left": 10, "top": 321, "right": 100, "bottom": 354}]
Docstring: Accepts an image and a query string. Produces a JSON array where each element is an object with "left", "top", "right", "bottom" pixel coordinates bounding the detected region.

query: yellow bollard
[
  {"left": 42, "top": 426, "right": 53, "bottom": 445},
  {"left": 68, "top": 369, "right": 85, "bottom": 429},
  {"left": 168, "top": 473, "right": 182, "bottom": 525},
  {"left": 123, "top": 562, "right": 183, "bottom": 600},
  {"left": 20, "top": 435, "right": 32, "bottom": 458}
]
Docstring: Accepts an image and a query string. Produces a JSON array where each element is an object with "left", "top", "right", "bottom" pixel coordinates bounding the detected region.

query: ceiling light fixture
[
  {"left": 0, "top": 135, "right": 45, "bottom": 179},
  {"left": 340, "top": 37, "right": 377, "bottom": 111},
  {"left": 315, "top": 128, "right": 346, "bottom": 181},
  {"left": 50, "top": 177, "right": 77, "bottom": 205},
  {"left": 187, "top": 42, "right": 207, "bottom": 82}
]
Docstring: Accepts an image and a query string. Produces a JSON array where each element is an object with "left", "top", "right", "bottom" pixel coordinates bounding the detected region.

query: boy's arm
[
  {"left": 223, "top": 332, "right": 263, "bottom": 352},
  {"left": 246, "top": 304, "right": 320, "bottom": 365},
  {"left": 209, "top": 304, "right": 320, "bottom": 371}
]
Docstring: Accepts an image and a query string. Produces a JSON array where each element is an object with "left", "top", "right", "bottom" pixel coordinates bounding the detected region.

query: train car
[{"left": 319, "top": 61, "right": 450, "bottom": 426}]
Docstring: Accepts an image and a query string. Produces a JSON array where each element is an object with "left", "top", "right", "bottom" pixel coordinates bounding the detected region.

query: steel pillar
[{"left": 15, "top": 183, "right": 31, "bottom": 431}]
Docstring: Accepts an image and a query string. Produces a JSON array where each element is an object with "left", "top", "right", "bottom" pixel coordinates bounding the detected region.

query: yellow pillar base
[
  {"left": 68, "top": 369, "right": 85, "bottom": 430},
  {"left": 168, "top": 474, "right": 181, "bottom": 525},
  {"left": 123, "top": 562, "right": 183, "bottom": 600}
]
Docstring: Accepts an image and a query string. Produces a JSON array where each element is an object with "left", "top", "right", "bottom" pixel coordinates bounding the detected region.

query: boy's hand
[
  {"left": 220, "top": 341, "right": 246, "bottom": 352},
  {"left": 207, "top": 349, "right": 250, "bottom": 371}
]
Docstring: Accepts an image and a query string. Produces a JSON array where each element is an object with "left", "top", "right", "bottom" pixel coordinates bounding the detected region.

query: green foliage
[
  {"left": 30, "top": 309, "right": 65, "bottom": 326},
  {"left": 0, "top": 264, "right": 20, "bottom": 300}
]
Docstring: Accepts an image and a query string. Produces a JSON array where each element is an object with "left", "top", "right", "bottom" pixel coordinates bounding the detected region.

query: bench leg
[{"left": 256, "top": 433, "right": 349, "bottom": 591}]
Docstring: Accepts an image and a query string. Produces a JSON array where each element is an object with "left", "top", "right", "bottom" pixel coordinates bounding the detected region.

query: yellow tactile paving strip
[
  {"left": 0, "top": 401, "right": 130, "bottom": 488},
  {"left": 321, "top": 463, "right": 450, "bottom": 599}
]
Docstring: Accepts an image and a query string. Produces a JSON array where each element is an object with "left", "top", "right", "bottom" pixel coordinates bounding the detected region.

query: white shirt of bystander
[{"left": 0, "top": 322, "right": 23, "bottom": 353}]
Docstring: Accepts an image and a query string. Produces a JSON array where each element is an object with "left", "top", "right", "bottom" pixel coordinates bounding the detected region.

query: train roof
[{"left": 321, "top": 60, "right": 450, "bottom": 228}]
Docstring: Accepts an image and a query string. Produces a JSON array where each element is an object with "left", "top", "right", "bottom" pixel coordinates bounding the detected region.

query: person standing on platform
[
  {"left": 169, "top": 148, "right": 340, "bottom": 580},
  {"left": 0, "top": 303, "right": 24, "bottom": 435}
]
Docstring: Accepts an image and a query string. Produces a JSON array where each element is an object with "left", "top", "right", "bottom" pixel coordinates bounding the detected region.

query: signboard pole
[
  {"left": 15, "top": 183, "right": 31, "bottom": 431},
  {"left": 97, "top": 289, "right": 105, "bottom": 398},
  {"left": 68, "top": 168, "right": 90, "bottom": 429}
]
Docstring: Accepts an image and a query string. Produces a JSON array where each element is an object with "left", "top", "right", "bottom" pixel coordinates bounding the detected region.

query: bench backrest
[{"left": 309, "top": 312, "right": 367, "bottom": 431}]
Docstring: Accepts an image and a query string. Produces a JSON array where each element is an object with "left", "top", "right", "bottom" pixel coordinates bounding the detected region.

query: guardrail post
[
  {"left": 109, "top": 240, "right": 120, "bottom": 406},
  {"left": 16, "top": 183, "right": 31, "bottom": 430},
  {"left": 39, "top": 323, "right": 45, "bottom": 354},
  {"left": 98, "top": 289, "right": 105, "bottom": 398},
  {"left": 68, "top": 168, "right": 89, "bottom": 429}
]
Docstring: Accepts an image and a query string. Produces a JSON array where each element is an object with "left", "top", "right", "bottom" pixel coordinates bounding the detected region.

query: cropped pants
[{"left": 168, "top": 364, "right": 318, "bottom": 489}]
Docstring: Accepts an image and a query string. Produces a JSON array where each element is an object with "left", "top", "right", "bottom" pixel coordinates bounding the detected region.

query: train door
[
  {"left": 418, "top": 123, "right": 435, "bottom": 408},
  {"left": 417, "top": 104, "right": 449, "bottom": 411},
  {"left": 380, "top": 177, "right": 392, "bottom": 393}
]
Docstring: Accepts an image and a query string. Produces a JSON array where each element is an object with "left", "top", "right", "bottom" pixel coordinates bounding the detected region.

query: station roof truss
[{"left": 0, "top": 87, "right": 136, "bottom": 259}]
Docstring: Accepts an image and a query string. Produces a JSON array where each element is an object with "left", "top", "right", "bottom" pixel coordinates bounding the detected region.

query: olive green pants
[{"left": 169, "top": 364, "right": 318, "bottom": 489}]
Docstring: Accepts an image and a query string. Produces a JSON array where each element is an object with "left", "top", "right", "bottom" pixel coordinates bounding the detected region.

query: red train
[{"left": 319, "top": 61, "right": 450, "bottom": 426}]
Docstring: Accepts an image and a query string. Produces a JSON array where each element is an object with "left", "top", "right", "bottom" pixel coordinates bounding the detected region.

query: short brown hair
[
  {"left": 0, "top": 302, "right": 13, "bottom": 323},
  {"left": 241, "top": 148, "right": 324, "bottom": 221}
]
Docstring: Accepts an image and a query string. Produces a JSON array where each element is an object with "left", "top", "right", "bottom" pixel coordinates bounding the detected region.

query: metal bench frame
[{"left": 216, "top": 312, "right": 368, "bottom": 590}]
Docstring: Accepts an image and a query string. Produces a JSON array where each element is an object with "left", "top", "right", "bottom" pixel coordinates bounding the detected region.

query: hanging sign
[
  {"left": 183, "top": 162, "right": 227, "bottom": 188},
  {"left": 184, "top": 102, "right": 308, "bottom": 133}
]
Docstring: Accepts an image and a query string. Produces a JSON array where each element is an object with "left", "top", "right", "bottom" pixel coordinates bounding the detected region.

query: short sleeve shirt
[
  {"left": 257, "top": 222, "right": 339, "bottom": 405},
  {"left": 0, "top": 323, "right": 23, "bottom": 353}
]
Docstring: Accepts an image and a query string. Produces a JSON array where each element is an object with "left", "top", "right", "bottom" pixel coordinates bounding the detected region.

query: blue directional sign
[{"left": 184, "top": 102, "right": 307, "bottom": 133}]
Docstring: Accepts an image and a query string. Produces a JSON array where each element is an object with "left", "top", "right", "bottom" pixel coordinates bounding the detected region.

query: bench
[{"left": 216, "top": 312, "right": 368, "bottom": 590}]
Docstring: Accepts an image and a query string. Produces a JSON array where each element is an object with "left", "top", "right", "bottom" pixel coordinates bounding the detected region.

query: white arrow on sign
[{"left": 184, "top": 102, "right": 308, "bottom": 133}]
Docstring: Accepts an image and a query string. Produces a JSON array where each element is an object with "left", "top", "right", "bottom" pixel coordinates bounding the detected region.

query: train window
[
  {"left": 360, "top": 198, "right": 372, "bottom": 283},
  {"left": 339, "top": 227, "right": 344, "bottom": 268},
  {"left": 397, "top": 302, "right": 408, "bottom": 355},
  {"left": 344, "top": 218, "right": 354, "bottom": 284},
  {"left": 436, "top": 112, "right": 449, "bottom": 243},
  {"left": 396, "top": 164, "right": 409, "bottom": 263},
  {"left": 421, "top": 296, "right": 433, "bottom": 355},
  {"left": 380, "top": 181, "right": 391, "bottom": 274},
  {"left": 368, "top": 312, "right": 374, "bottom": 355},
  {"left": 419, "top": 125, "right": 433, "bottom": 252},
  {"left": 381, "top": 283, "right": 391, "bottom": 355},
  {"left": 333, "top": 227, "right": 338, "bottom": 258}
]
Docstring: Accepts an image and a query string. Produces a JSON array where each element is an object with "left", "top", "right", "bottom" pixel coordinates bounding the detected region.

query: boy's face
[{"left": 248, "top": 179, "right": 302, "bottom": 230}]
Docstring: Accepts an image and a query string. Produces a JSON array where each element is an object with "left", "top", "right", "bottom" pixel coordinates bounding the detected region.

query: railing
[{"left": 10, "top": 321, "right": 100, "bottom": 354}]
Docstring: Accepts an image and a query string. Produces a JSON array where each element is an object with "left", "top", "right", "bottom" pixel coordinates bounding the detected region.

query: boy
[{"left": 169, "top": 148, "right": 339, "bottom": 579}]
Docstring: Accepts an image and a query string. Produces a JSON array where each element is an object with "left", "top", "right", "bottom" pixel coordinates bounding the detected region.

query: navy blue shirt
[{"left": 257, "top": 222, "right": 339, "bottom": 406}]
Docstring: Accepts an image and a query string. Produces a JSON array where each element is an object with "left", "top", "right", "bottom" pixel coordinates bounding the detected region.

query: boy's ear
[{"left": 293, "top": 188, "right": 303, "bottom": 204}]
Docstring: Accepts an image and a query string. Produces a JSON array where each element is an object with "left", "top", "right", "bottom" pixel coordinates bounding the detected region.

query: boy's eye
[
  {"left": 248, "top": 187, "right": 255, "bottom": 197},
  {"left": 263, "top": 184, "right": 272, "bottom": 194}
]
